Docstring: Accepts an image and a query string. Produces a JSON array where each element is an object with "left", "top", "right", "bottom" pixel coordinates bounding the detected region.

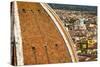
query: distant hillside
[{"left": 48, "top": 3, "right": 97, "bottom": 12}]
